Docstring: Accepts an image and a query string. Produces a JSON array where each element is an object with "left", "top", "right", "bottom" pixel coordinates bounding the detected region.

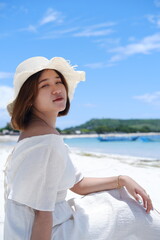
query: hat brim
[{"left": 7, "top": 57, "right": 85, "bottom": 116}]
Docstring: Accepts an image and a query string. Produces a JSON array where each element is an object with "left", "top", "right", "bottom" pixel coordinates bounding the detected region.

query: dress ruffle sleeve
[
  {"left": 74, "top": 165, "right": 84, "bottom": 184},
  {"left": 8, "top": 144, "right": 66, "bottom": 211},
  {"left": 64, "top": 143, "right": 84, "bottom": 184}
]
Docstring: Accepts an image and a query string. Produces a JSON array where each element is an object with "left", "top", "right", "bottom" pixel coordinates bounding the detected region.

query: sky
[{"left": 0, "top": 0, "right": 160, "bottom": 130}]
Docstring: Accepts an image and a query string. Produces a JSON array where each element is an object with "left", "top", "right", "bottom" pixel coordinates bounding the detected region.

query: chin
[
  {"left": 57, "top": 104, "right": 66, "bottom": 112},
  {"left": 59, "top": 106, "right": 66, "bottom": 112}
]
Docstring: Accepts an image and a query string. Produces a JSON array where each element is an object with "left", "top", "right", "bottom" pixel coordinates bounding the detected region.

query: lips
[{"left": 53, "top": 97, "right": 64, "bottom": 102}]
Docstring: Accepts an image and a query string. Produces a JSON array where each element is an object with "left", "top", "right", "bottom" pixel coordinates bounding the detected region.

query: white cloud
[
  {"left": 95, "top": 37, "right": 120, "bottom": 45},
  {"left": 85, "top": 62, "right": 107, "bottom": 69},
  {"left": 39, "top": 27, "right": 78, "bottom": 39},
  {"left": 18, "top": 24, "right": 37, "bottom": 33},
  {"left": 154, "top": 0, "right": 160, "bottom": 7},
  {"left": 109, "top": 33, "right": 160, "bottom": 63},
  {"left": 0, "top": 86, "right": 13, "bottom": 109},
  {"left": 18, "top": 8, "right": 64, "bottom": 34},
  {"left": 85, "top": 22, "right": 116, "bottom": 30},
  {"left": 73, "top": 22, "right": 115, "bottom": 37},
  {"left": 133, "top": 91, "right": 160, "bottom": 105},
  {"left": 94, "top": 38, "right": 121, "bottom": 51},
  {"left": 38, "top": 21, "right": 115, "bottom": 39},
  {"left": 74, "top": 29, "right": 113, "bottom": 37},
  {"left": 14, "top": 9, "right": 115, "bottom": 40},
  {"left": 0, "top": 72, "right": 13, "bottom": 79},
  {"left": 85, "top": 61, "right": 115, "bottom": 69},
  {"left": 146, "top": 14, "right": 160, "bottom": 28},
  {"left": 40, "top": 8, "right": 64, "bottom": 25}
]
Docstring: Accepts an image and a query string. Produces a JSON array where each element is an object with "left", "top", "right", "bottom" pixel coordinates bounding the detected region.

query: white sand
[{"left": 0, "top": 138, "right": 160, "bottom": 238}]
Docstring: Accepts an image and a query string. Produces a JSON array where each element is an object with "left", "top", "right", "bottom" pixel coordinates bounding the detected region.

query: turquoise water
[
  {"left": 64, "top": 137, "right": 160, "bottom": 160},
  {"left": 1, "top": 136, "right": 159, "bottom": 160}
]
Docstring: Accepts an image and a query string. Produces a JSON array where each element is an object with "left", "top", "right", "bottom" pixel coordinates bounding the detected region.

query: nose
[{"left": 52, "top": 89, "right": 62, "bottom": 95}]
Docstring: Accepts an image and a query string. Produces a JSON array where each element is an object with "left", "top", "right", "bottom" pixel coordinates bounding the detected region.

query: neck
[{"left": 31, "top": 113, "right": 57, "bottom": 130}]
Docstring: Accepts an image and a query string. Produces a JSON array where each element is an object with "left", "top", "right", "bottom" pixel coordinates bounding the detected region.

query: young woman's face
[{"left": 33, "top": 69, "right": 67, "bottom": 116}]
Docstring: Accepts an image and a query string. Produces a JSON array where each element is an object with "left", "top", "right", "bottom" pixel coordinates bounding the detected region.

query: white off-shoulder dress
[{"left": 4, "top": 134, "right": 160, "bottom": 240}]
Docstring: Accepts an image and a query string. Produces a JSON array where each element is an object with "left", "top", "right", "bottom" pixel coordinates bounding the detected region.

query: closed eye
[
  {"left": 56, "top": 81, "right": 63, "bottom": 84},
  {"left": 41, "top": 84, "right": 49, "bottom": 88}
]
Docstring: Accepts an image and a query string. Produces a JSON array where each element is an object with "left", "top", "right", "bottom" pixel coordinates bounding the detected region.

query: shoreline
[
  {"left": 0, "top": 132, "right": 160, "bottom": 142},
  {"left": 0, "top": 135, "right": 159, "bottom": 162},
  {"left": 63, "top": 132, "right": 160, "bottom": 138},
  {"left": 1, "top": 132, "right": 160, "bottom": 161}
]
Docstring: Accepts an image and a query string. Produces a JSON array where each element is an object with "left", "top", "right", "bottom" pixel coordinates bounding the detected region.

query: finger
[
  {"left": 146, "top": 196, "right": 154, "bottom": 213},
  {"left": 137, "top": 191, "right": 153, "bottom": 213},
  {"left": 142, "top": 194, "right": 153, "bottom": 213},
  {"left": 134, "top": 193, "right": 142, "bottom": 203},
  {"left": 142, "top": 196, "right": 147, "bottom": 209}
]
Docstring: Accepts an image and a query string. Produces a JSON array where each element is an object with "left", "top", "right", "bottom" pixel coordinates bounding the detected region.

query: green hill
[{"left": 62, "top": 118, "right": 160, "bottom": 134}]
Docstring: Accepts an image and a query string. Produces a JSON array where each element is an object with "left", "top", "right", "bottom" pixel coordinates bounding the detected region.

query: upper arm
[
  {"left": 31, "top": 210, "right": 53, "bottom": 240},
  {"left": 34, "top": 210, "right": 53, "bottom": 221}
]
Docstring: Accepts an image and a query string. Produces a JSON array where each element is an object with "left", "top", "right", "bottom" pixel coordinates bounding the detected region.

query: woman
[{"left": 4, "top": 56, "right": 160, "bottom": 240}]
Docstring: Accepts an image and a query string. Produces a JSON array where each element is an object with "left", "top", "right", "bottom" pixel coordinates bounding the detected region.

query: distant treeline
[
  {"left": 62, "top": 118, "right": 160, "bottom": 134},
  {"left": 1, "top": 119, "right": 160, "bottom": 135}
]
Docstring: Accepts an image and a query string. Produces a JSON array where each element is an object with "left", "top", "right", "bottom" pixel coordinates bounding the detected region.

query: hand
[{"left": 119, "top": 175, "right": 153, "bottom": 214}]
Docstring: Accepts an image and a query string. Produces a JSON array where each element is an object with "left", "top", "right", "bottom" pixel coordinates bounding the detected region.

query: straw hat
[{"left": 7, "top": 56, "right": 85, "bottom": 116}]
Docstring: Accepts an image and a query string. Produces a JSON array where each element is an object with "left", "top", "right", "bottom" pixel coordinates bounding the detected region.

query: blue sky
[{"left": 0, "top": 0, "right": 160, "bottom": 129}]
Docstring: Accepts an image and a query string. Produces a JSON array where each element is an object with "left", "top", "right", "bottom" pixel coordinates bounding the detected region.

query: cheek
[
  {"left": 33, "top": 93, "right": 46, "bottom": 108},
  {"left": 62, "top": 86, "right": 67, "bottom": 98}
]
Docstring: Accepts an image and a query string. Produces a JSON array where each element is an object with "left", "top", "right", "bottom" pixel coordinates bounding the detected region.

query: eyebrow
[
  {"left": 38, "top": 79, "right": 49, "bottom": 85},
  {"left": 38, "top": 75, "right": 61, "bottom": 85}
]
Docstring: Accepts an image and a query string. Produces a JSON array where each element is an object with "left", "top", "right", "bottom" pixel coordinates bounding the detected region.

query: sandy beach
[{"left": 0, "top": 135, "right": 160, "bottom": 238}]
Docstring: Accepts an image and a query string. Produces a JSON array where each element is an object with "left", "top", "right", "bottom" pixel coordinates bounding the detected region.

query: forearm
[
  {"left": 30, "top": 211, "right": 53, "bottom": 240},
  {"left": 70, "top": 176, "right": 121, "bottom": 195}
]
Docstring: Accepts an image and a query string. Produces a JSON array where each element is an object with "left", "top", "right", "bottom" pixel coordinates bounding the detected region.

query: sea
[
  {"left": 64, "top": 137, "right": 160, "bottom": 161},
  {"left": 0, "top": 135, "right": 160, "bottom": 161}
]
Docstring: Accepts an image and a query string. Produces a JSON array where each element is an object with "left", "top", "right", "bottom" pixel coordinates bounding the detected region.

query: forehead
[{"left": 39, "top": 69, "right": 59, "bottom": 80}]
